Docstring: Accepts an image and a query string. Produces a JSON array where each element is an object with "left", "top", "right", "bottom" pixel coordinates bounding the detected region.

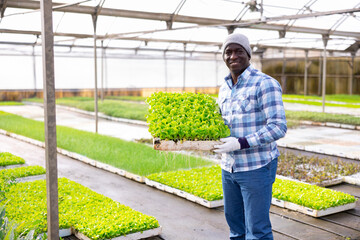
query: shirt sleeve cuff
[{"left": 238, "top": 137, "right": 250, "bottom": 149}]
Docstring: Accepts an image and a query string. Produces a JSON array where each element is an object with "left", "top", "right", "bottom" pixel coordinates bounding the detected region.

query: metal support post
[
  {"left": 259, "top": 52, "right": 264, "bottom": 72},
  {"left": 281, "top": 51, "right": 287, "bottom": 93},
  {"left": 92, "top": 14, "right": 98, "bottom": 133},
  {"left": 40, "top": 0, "right": 59, "bottom": 239},
  {"left": 32, "top": 45, "right": 37, "bottom": 92},
  {"left": 318, "top": 55, "right": 322, "bottom": 96},
  {"left": 101, "top": 40, "right": 104, "bottom": 101},
  {"left": 104, "top": 48, "right": 108, "bottom": 94},
  {"left": 349, "top": 52, "right": 355, "bottom": 95},
  {"left": 304, "top": 50, "right": 308, "bottom": 95},
  {"left": 215, "top": 53, "right": 219, "bottom": 87},
  {"left": 182, "top": 43, "right": 186, "bottom": 92},
  {"left": 164, "top": 51, "right": 168, "bottom": 92},
  {"left": 321, "top": 34, "right": 328, "bottom": 112}
]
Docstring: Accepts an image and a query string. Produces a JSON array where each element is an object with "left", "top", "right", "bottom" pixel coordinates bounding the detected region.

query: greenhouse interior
[{"left": 0, "top": 0, "right": 360, "bottom": 239}]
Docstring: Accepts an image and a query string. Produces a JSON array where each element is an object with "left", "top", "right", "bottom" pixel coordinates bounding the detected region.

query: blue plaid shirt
[{"left": 218, "top": 65, "right": 287, "bottom": 172}]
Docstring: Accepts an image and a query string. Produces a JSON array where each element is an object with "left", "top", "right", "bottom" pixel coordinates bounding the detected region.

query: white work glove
[{"left": 213, "top": 137, "right": 241, "bottom": 154}]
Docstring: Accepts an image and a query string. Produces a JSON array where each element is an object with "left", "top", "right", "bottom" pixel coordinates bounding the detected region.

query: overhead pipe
[{"left": 7, "top": 0, "right": 360, "bottom": 39}]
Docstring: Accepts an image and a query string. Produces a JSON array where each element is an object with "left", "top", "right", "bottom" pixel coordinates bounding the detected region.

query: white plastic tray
[{"left": 145, "top": 178, "right": 223, "bottom": 208}]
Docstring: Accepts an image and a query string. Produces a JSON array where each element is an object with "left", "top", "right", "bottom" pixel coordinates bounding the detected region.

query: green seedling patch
[
  {"left": 5, "top": 178, "right": 160, "bottom": 239},
  {"left": 0, "top": 165, "right": 45, "bottom": 180},
  {"left": 147, "top": 164, "right": 357, "bottom": 211},
  {"left": 0, "top": 152, "right": 25, "bottom": 166},
  {"left": 147, "top": 165, "right": 223, "bottom": 201},
  {"left": 0, "top": 111, "right": 212, "bottom": 176},
  {"left": 146, "top": 92, "right": 230, "bottom": 141}
]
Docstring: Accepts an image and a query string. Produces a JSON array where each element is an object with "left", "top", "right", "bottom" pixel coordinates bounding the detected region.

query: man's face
[{"left": 223, "top": 43, "right": 250, "bottom": 76}]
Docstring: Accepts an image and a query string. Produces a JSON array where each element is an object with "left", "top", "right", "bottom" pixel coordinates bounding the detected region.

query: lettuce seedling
[
  {"left": 0, "top": 152, "right": 25, "bottom": 166},
  {"left": 146, "top": 92, "right": 230, "bottom": 141}
]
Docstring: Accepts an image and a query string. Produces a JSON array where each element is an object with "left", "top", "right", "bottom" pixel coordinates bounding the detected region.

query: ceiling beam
[
  {"left": 0, "top": 28, "right": 222, "bottom": 46},
  {"left": 6, "top": 0, "right": 360, "bottom": 39},
  {"left": 6, "top": 0, "right": 223, "bottom": 25},
  {"left": 0, "top": 30, "right": 351, "bottom": 53},
  {"left": 0, "top": 40, "right": 220, "bottom": 55}
]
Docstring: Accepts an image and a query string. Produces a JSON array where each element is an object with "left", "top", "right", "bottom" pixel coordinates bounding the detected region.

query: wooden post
[{"left": 40, "top": 0, "right": 59, "bottom": 239}]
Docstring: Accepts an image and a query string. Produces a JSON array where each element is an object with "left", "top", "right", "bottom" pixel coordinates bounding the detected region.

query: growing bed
[
  {"left": 146, "top": 165, "right": 223, "bottom": 208},
  {"left": 272, "top": 178, "right": 357, "bottom": 217},
  {"left": 277, "top": 151, "right": 360, "bottom": 186},
  {"left": 4, "top": 178, "right": 161, "bottom": 239},
  {"left": 0, "top": 165, "right": 46, "bottom": 182},
  {"left": 0, "top": 111, "right": 213, "bottom": 181},
  {"left": 0, "top": 152, "right": 25, "bottom": 168},
  {"left": 146, "top": 165, "right": 357, "bottom": 216}
]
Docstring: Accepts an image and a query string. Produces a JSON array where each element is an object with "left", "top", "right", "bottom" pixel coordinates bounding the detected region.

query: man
[{"left": 213, "top": 33, "right": 287, "bottom": 240}]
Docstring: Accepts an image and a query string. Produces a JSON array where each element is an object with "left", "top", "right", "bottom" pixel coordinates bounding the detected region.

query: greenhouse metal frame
[{"left": 1, "top": 0, "right": 360, "bottom": 238}]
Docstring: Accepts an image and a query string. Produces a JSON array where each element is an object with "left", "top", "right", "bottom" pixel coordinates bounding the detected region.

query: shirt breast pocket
[{"left": 234, "top": 95, "right": 252, "bottom": 114}]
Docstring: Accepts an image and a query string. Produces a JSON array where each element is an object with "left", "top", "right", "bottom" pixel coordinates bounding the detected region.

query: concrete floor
[
  {"left": 0, "top": 134, "right": 228, "bottom": 240},
  {"left": 1, "top": 104, "right": 360, "bottom": 239}
]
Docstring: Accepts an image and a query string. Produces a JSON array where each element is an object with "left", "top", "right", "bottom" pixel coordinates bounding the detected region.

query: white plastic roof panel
[{"left": 0, "top": 0, "right": 359, "bottom": 56}]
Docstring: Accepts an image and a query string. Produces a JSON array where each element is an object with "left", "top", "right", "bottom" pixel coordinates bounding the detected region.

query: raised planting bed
[
  {"left": 146, "top": 164, "right": 357, "bottom": 215},
  {"left": 343, "top": 172, "right": 360, "bottom": 185},
  {"left": 0, "top": 111, "right": 212, "bottom": 177},
  {"left": 0, "top": 152, "right": 25, "bottom": 168},
  {"left": 4, "top": 178, "right": 161, "bottom": 239},
  {"left": 0, "top": 165, "right": 46, "bottom": 182},
  {"left": 272, "top": 178, "right": 357, "bottom": 217},
  {"left": 277, "top": 151, "right": 360, "bottom": 186},
  {"left": 146, "top": 165, "right": 223, "bottom": 208},
  {"left": 146, "top": 92, "right": 230, "bottom": 151},
  {"left": 24, "top": 97, "right": 149, "bottom": 122}
]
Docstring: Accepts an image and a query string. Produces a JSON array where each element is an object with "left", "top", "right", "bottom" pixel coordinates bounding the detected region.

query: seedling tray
[
  {"left": 145, "top": 178, "right": 223, "bottom": 208},
  {"left": 275, "top": 174, "right": 344, "bottom": 187},
  {"left": 343, "top": 173, "right": 360, "bottom": 186},
  {"left": 0, "top": 164, "right": 26, "bottom": 170},
  {"left": 271, "top": 197, "right": 356, "bottom": 217},
  {"left": 73, "top": 226, "right": 162, "bottom": 240},
  {"left": 153, "top": 138, "right": 222, "bottom": 151},
  {"left": 15, "top": 174, "right": 46, "bottom": 183}
]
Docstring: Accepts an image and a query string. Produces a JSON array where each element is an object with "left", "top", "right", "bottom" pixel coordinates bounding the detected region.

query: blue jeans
[{"left": 222, "top": 159, "right": 278, "bottom": 240}]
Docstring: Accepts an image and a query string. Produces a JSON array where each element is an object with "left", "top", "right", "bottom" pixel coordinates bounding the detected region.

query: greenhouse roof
[{"left": 0, "top": 0, "right": 360, "bottom": 56}]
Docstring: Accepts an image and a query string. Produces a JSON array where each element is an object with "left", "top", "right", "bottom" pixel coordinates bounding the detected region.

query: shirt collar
[{"left": 224, "top": 64, "right": 254, "bottom": 88}]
